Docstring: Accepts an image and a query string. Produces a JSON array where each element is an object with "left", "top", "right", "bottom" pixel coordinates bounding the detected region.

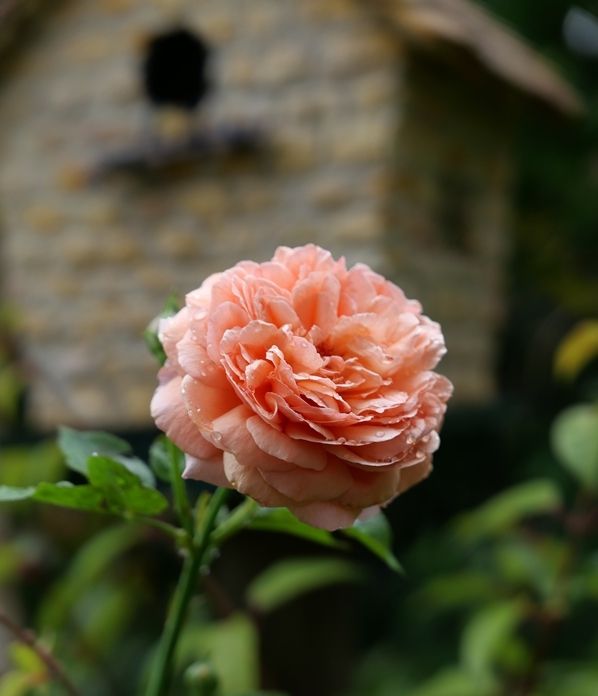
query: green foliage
[
  {"left": 39, "top": 524, "right": 141, "bottom": 631},
  {"left": 179, "top": 614, "right": 260, "bottom": 695},
  {"left": 246, "top": 507, "right": 344, "bottom": 548},
  {"left": 246, "top": 557, "right": 363, "bottom": 613},
  {"left": 0, "top": 441, "right": 64, "bottom": 487},
  {"left": 552, "top": 403, "right": 598, "bottom": 490},
  {"left": 144, "top": 294, "right": 181, "bottom": 366},
  {"left": 410, "top": 667, "right": 494, "bottom": 696},
  {"left": 58, "top": 426, "right": 132, "bottom": 476},
  {"left": 149, "top": 434, "right": 174, "bottom": 483},
  {"left": 455, "top": 479, "right": 562, "bottom": 540},
  {"left": 342, "top": 512, "right": 403, "bottom": 573},
  {"left": 460, "top": 599, "right": 527, "bottom": 681}
]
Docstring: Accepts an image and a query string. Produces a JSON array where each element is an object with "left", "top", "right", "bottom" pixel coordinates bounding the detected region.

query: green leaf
[
  {"left": 149, "top": 435, "right": 172, "bottom": 483},
  {"left": 87, "top": 455, "right": 142, "bottom": 489},
  {"left": 9, "top": 643, "right": 45, "bottom": 675},
  {"left": 58, "top": 427, "right": 131, "bottom": 477},
  {"left": 144, "top": 294, "right": 180, "bottom": 366},
  {"left": 116, "top": 486, "right": 169, "bottom": 516},
  {"left": 32, "top": 482, "right": 105, "bottom": 511},
  {"left": 113, "top": 455, "right": 156, "bottom": 488},
  {"left": 247, "top": 507, "right": 345, "bottom": 549},
  {"left": 455, "top": 479, "right": 562, "bottom": 541},
  {"left": 541, "top": 665, "right": 598, "bottom": 696},
  {"left": 0, "top": 485, "right": 35, "bottom": 502},
  {"left": 552, "top": 404, "right": 598, "bottom": 490},
  {"left": 87, "top": 456, "right": 168, "bottom": 515},
  {"left": 247, "top": 557, "right": 363, "bottom": 613},
  {"left": 414, "top": 572, "right": 498, "bottom": 614},
  {"left": 39, "top": 524, "right": 140, "bottom": 630},
  {"left": 461, "top": 599, "right": 526, "bottom": 679},
  {"left": 343, "top": 512, "right": 403, "bottom": 573},
  {"left": 410, "top": 667, "right": 495, "bottom": 696}
]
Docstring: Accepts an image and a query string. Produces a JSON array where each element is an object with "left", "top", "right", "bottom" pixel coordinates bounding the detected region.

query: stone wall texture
[{"left": 0, "top": 0, "right": 510, "bottom": 429}]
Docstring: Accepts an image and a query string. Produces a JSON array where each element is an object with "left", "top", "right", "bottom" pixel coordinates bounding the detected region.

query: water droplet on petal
[
  {"left": 376, "top": 431, "right": 386, "bottom": 438},
  {"left": 213, "top": 432, "right": 223, "bottom": 443},
  {"left": 337, "top": 437, "right": 346, "bottom": 445}
]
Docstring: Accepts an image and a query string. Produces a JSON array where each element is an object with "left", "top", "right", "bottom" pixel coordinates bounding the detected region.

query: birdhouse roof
[
  {"left": 377, "top": 0, "right": 582, "bottom": 115},
  {"left": 0, "top": 0, "right": 583, "bottom": 115}
]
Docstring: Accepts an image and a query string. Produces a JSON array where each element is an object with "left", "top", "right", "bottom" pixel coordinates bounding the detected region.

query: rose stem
[
  {"left": 146, "top": 486, "right": 229, "bottom": 696},
  {"left": 167, "top": 439, "right": 194, "bottom": 539}
]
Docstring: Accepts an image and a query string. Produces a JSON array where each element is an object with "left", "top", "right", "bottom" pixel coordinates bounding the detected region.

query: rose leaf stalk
[{"left": 146, "top": 486, "right": 230, "bottom": 696}]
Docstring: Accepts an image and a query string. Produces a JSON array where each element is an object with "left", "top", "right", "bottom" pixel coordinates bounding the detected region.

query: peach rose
[{"left": 151, "top": 245, "right": 452, "bottom": 530}]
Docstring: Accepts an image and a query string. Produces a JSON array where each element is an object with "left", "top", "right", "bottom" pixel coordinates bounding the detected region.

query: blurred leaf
[
  {"left": 410, "top": 667, "right": 495, "bottom": 696},
  {"left": 461, "top": 599, "right": 526, "bottom": 679},
  {"left": 455, "top": 479, "right": 561, "bottom": 540},
  {"left": 494, "top": 537, "right": 566, "bottom": 599},
  {"left": 343, "top": 513, "right": 403, "bottom": 573},
  {"left": 0, "top": 441, "right": 64, "bottom": 487},
  {"left": 149, "top": 435, "right": 172, "bottom": 483},
  {"left": 568, "top": 553, "right": 598, "bottom": 604},
  {"left": 76, "top": 582, "right": 138, "bottom": 654},
  {"left": 144, "top": 294, "right": 180, "bottom": 366},
  {"left": 58, "top": 427, "right": 131, "bottom": 477},
  {"left": 247, "top": 507, "right": 345, "bottom": 549},
  {"left": 551, "top": 404, "right": 598, "bottom": 491},
  {"left": 87, "top": 456, "right": 168, "bottom": 515},
  {"left": 0, "top": 543, "right": 21, "bottom": 583},
  {"left": 33, "top": 482, "right": 105, "bottom": 511},
  {"left": 9, "top": 643, "right": 45, "bottom": 675},
  {"left": 0, "top": 364, "right": 23, "bottom": 422},
  {"left": 0, "top": 671, "right": 34, "bottom": 696},
  {"left": 247, "top": 557, "right": 363, "bottom": 613},
  {"left": 0, "top": 486, "right": 35, "bottom": 501},
  {"left": 541, "top": 664, "right": 598, "bottom": 696},
  {"left": 414, "top": 572, "right": 498, "bottom": 614},
  {"left": 554, "top": 321, "right": 598, "bottom": 381},
  {"left": 180, "top": 613, "right": 258, "bottom": 694},
  {"left": 39, "top": 524, "right": 140, "bottom": 630}
]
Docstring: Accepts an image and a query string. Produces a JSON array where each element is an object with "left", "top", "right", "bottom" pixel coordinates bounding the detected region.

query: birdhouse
[{"left": 0, "top": 0, "right": 580, "bottom": 430}]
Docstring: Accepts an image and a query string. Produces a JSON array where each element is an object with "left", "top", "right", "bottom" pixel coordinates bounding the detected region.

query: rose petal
[
  {"left": 246, "top": 415, "right": 327, "bottom": 470},
  {"left": 183, "top": 454, "right": 227, "bottom": 487},
  {"left": 150, "top": 374, "right": 220, "bottom": 460},
  {"left": 290, "top": 501, "right": 358, "bottom": 531}
]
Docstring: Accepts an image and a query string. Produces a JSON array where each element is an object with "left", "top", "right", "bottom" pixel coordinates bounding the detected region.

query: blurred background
[{"left": 0, "top": 0, "right": 597, "bottom": 694}]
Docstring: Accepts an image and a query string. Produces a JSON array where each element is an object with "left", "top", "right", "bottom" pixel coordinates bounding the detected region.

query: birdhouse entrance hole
[{"left": 142, "top": 27, "right": 210, "bottom": 112}]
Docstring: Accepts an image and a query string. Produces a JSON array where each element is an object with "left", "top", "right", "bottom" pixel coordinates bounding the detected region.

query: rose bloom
[{"left": 151, "top": 245, "right": 453, "bottom": 530}]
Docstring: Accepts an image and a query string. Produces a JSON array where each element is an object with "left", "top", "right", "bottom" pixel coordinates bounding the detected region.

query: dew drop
[
  {"left": 415, "top": 449, "right": 423, "bottom": 458},
  {"left": 230, "top": 479, "right": 237, "bottom": 488},
  {"left": 376, "top": 431, "right": 386, "bottom": 439},
  {"left": 406, "top": 435, "right": 414, "bottom": 445},
  {"left": 213, "top": 432, "right": 223, "bottom": 443},
  {"left": 337, "top": 437, "right": 347, "bottom": 445}
]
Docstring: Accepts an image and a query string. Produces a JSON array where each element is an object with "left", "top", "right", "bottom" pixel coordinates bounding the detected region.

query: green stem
[
  {"left": 135, "top": 517, "right": 182, "bottom": 541},
  {"left": 211, "top": 498, "right": 258, "bottom": 546},
  {"left": 146, "top": 487, "right": 230, "bottom": 696},
  {"left": 168, "top": 440, "right": 194, "bottom": 538}
]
